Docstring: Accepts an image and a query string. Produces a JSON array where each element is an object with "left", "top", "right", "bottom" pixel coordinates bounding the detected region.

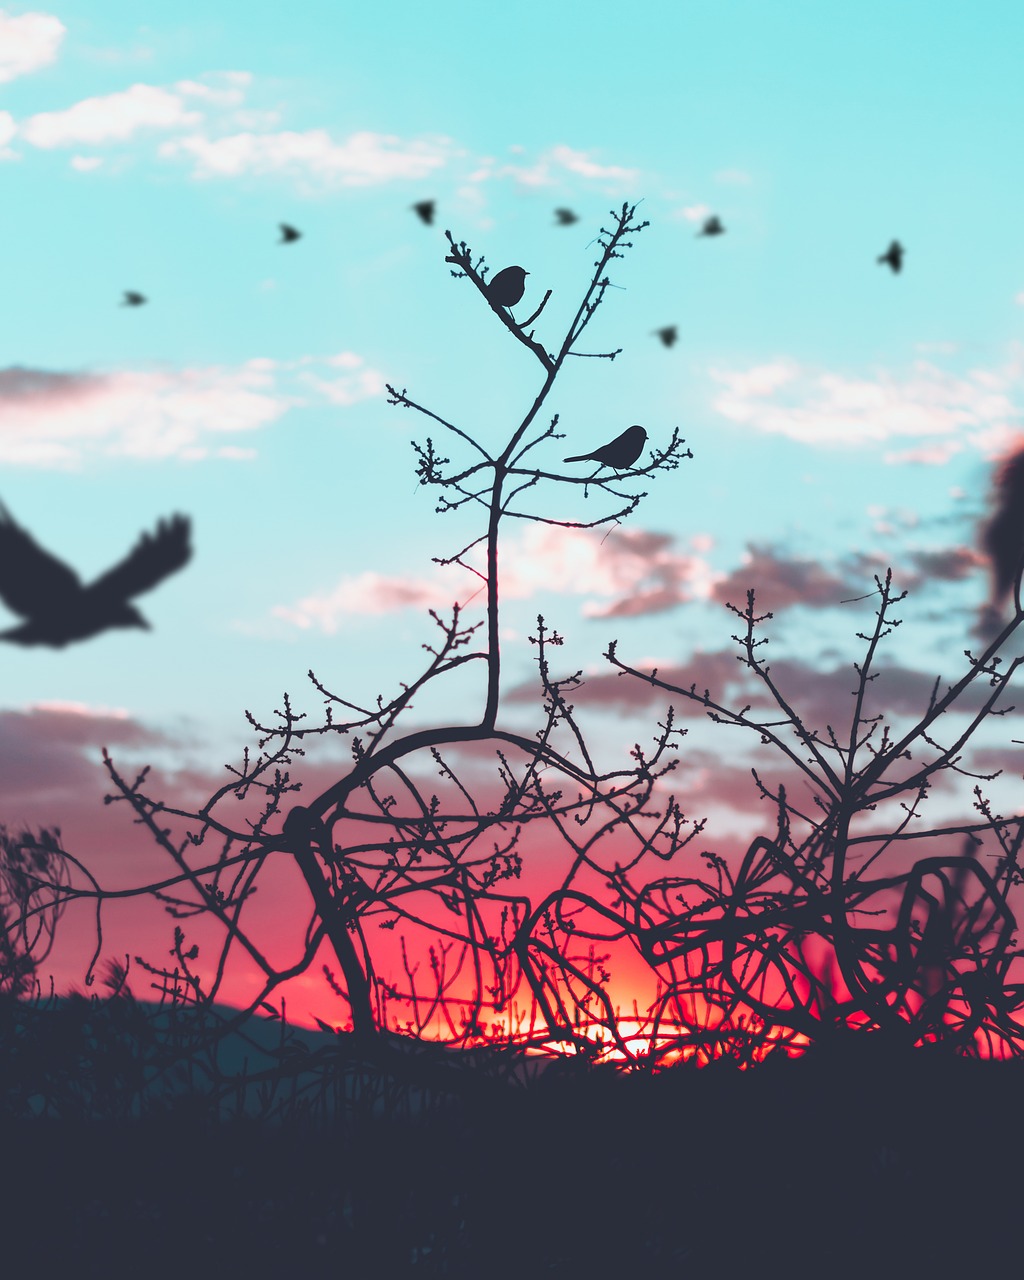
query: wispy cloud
[
  {"left": 271, "top": 525, "right": 719, "bottom": 633},
  {"left": 272, "top": 572, "right": 453, "bottom": 631},
  {"left": 0, "top": 8, "right": 64, "bottom": 84},
  {"left": 711, "top": 544, "right": 861, "bottom": 610},
  {"left": 710, "top": 355, "right": 1024, "bottom": 452},
  {"left": 474, "top": 143, "right": 638, "bottom": 192},
  {"left": 20, "top": 83, "right": 201, "bottom": 148},
  {"left": 0, "top": 352, "right": 384, "bottom": 466},
  {"left": 161, "top": 127, "right": 456, "bottom": 185},
  {"left": 501, "top": 526, "right": 720, "bottom": 618}
]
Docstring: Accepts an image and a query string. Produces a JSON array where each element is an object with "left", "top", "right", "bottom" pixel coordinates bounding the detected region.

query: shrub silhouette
[{"left": 23, "top": 201, "right": 1024, "bottom": 1089}]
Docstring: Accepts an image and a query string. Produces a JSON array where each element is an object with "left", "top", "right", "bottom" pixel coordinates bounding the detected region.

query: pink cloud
[
  {"left": 0, "top": 353, "right": 384, "bottom": 466},
  {"left": 501, "top": 525, "right": 720, "bottom": 617},
  {"left": 272, "top": 572, "right": 454, "bottom": 631},
  {"left": 710, "top": 356, "right": 1024, "bottom": 450},
  {"left": 711, "top": 544, "right": 860, "bottom": 610}
]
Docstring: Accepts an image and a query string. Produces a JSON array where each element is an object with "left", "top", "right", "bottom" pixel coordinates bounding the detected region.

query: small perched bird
[
  {"left": 487, "top": 265, "right": 529, "bottom": 309},
  {"left": 980, "top": 447, "right": 1024, "bottom": 634},
  {"left": 0, "top": 505, "right": 192, "bottom": 647},
  {"left": 564, "top": 424, "right": 648, "bottom": 469},
  {"left": 412, "top": 200, "right": 436, "bottom": 225},
  {"left": 877, "top": 240, "right": 904, "bottom": 273},
  {"left": 554, "top": 208, "right": 579, "bottom": 226},
  {"left": 121, "top": 291, "right": 146, "bottom": 307},
  {"left": 278, "top": 223, "right": 302, "bottom": 244},
  {"left": 653, "top": 326, "right": 678, "bottom": 348},
  {"left": 697, "top": 215, "right": 725, "bottom": 237}
]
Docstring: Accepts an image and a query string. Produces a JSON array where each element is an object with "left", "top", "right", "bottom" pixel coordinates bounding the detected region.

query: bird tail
[{"left": 563, "top": 454, "right": 591, "bottom": 463}]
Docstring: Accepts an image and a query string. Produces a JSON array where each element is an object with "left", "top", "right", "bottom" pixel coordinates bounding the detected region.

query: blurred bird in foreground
[
  {"left": 877, "top": 240, "right": 904, "bottom": 273},
  {"left": 121, "top": 291, "right": 146, "bottom": 307},
  {"left": 564, "top": 425, "right": 648, "bottom": 469},
  {"left": 979, "top": 447, "right": 1024, "bottom": 636},
  {"left": 487, "top": 265, "right": 529, "bottom": 309},
  {"left": 653, "top": 326, "right": 678, "bottom": 348},
  {"left": 278, "top": 223, "right": 302, "bottom": 244},
  {"left": 554, "top": 208, "right": 579, "bottom": 226},
  {"left": 697, "top": 215, "right": 725, "bottom": 237},
  {"left": 412, "top": 200, "right": 436, "bottom": 226},
  {"left": 0, "top": 505, "right": 192, "bottom": 647}
]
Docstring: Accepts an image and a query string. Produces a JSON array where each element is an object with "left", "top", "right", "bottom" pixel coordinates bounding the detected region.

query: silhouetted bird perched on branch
[
  {"left": 121, "top": 291, "right": 146, "bottom": 307},
  {"left": 565, "top": 425, "right": 648, "bottom": 469},
  {"left": 412, "top": 200, "right": 436, "bottom": 226},
  {"left": 653, "top": 326, "right": 678, "bottom": 348},
  {"left": 278, "top": 223, "right": 302, "bottom": 244},
  {"left": 980, "top": 447, "right": 1024, "bottom": 634},
  {"left": 487, "top": 265, "right": 529, "bottom": 309},
  {"left": 554, "top": 208, "right": 579, "bottom": 226},
  {"left": 877, "top": 240, "right": 904, "bottom": 273},
  {"left": 697, "top": 215, "right": 725, "bottom": 237},
  {"left": 0, "top": 505, "right": 191, "bottom": 647}
]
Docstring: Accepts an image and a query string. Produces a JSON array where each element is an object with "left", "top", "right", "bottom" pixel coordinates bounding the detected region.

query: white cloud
[
  {"left": 674, "top": 204, "right": 712, "bottom": 224},
  {"left": 70, "top": 155, "right": 103, "bottom": 171},
  {"left": 273, "top": 573, "right": 453, "bottom": 631},
  {"left": 710, "top": 355, "right": 1024, "bottom": 452},
  {"left": 21, "top": 83, "right": 200, "bottom": 148},
  {"left": 161, "top": 128, "right": 454, "bottom": 184},
  {"left": 0, "top": 352, "right": 386, "bottom": 466},
  {"left": 473, "top": 144, "right": 638, "bottom": 191},
  {"left": 0, "top": 9, "right": 64, "bottom": 83}
]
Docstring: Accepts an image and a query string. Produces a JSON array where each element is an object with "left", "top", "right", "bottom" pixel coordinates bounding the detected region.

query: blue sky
[{"left": 4, "top": 2, "right": 1024, "bottom": 1000}]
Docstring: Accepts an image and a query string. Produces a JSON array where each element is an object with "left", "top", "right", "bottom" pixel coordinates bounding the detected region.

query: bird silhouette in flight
[
  {"left": 980, "top": 447, "right": 1024, "bottom": 635},
  {"left": 0, "top": 505, "right": 192, "bottom": 647},
  {"left": 565, "top": 425, "right": 648, "bottom": 470},
  {"left": 412, "top": 200, "right": 436, "bottom": 226},
  {"left": 487, "top": 265, "right": 529, "bottom": 309},
  {"left": 653, "top": 326, "right": 678, "bottom": 348},
  {"left": 121, "top": 291, "right": 146, "bottom": 307},
  {"left": 554, "top": 208, "right": 579, "bottom": 226},
  {"left": 697, "top": 215, "right": 725, "bottom": 237},
  {"left": 877, "top": 240, "right": 904, "bottom": 273},
  {"left": 278, "top": 223, "right": 302, "bottom": 244}
]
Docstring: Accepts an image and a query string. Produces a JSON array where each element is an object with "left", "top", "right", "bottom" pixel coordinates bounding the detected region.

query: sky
[{"left": 4, "top": 1, "right": 1024, "bottom": 1024}]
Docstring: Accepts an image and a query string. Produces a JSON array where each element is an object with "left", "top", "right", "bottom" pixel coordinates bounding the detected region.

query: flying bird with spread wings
[
  {"left": 697, "top": 215, "right": 725, "bottom": 237},
  {"left": 0, "top": 505, "right": 192, "bottom": 647},
  {"left": 412, "top": 200, "right": 436, "bottom": 225},
  {"left": 278, "top": 223, "right": 302, "bottom": 244},
  {"left": 121, "top": 291, "right": 147, "bottom": 307},
  {"left": 554, "top": 208, "right": 579, "bottom": 226},
  {"left": 653, "top": 325, "right": 678, "bottom": 348},
  {"left": 877, "top": 240, "right": 904, "bottom": 273}
]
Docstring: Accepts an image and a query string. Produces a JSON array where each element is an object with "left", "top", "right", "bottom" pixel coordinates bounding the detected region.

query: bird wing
[
  {"left": 89, "top": 515, "right": 191, "bottom": 603},
  {"left": 0, "top": 504, "right": 81, "bottom": 619}
]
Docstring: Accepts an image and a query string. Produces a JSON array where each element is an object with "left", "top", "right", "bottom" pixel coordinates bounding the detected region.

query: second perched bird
[
  {"left": 877, "top": 240, "right": 904, "bottom": 273},
  {"left": 279, "top": 223, "right": 302, "bottom": 244},
  {"left": 0, "top": 505, "right": 192, "bottom": 647},
  {"left": 487, "top": 265, "right": 529, "bottom": 309},
  {"left": 565, "top": 425, "right": 648, "bottom": 469},
  {"left": 412, "top": 200, "right": 436, "bottom": 225}
]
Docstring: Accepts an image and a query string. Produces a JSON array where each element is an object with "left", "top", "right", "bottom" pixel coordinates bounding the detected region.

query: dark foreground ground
[{"left": 1, "top": 1040, "right": 1021, "bottom": 1279}]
